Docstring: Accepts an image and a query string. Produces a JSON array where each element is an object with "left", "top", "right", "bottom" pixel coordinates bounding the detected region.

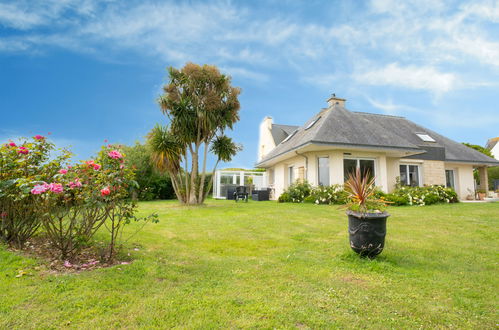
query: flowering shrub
[
  {"left": 1, "top": 135, "right": 157, "bottom": 261},
  {"left": 0, "top": 136, "right": 71, "bottom": 247},
  {"left": 278, "top": 181, "right": 312, "bottom": 203},
  {"left": 304, "top": 184, "right": 349, "bottom": 205},
  {"left": 384, "top": 185, "right": 458, "bottom": 206}
]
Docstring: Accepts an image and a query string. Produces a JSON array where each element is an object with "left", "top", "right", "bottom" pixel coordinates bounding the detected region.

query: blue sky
[{"left": 1, "top": 0, "right": 499, "bottom": 169}]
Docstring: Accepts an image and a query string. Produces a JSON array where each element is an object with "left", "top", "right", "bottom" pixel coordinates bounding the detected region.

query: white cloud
[
  {"left": 0, "top": 2, "right": 45, "bottom": 29},
  {"left": 355, "top": 63, "right": 459, "bottom": 94},
  {"left": 220, "top": 66, "right": 269, "bottom": 83}
]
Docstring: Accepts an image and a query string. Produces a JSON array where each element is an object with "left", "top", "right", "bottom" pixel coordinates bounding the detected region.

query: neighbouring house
[
  {"left": 486, "top": 137, "right": 499, "bottom": 160},
  {"left": 256, "top": 95, "right": 499, "bottom": 200}
]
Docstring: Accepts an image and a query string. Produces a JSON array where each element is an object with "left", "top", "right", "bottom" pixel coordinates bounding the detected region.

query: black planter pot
[{"left": 347, "top": 210, "right": 389, "bottom": 258}]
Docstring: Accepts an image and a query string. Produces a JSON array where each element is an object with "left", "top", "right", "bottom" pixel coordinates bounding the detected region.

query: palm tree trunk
[
  {"left": 198, "top": 141, "right": 209, "bottom": 202},
  {"left": 189, "top": 144, "right": 199, "bottom": 204}
]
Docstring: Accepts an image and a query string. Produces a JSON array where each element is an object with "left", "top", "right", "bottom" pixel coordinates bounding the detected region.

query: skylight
[
  {"left": 305, "top": 116, "right": 321, "bottom": 130},
  {"left": 416, "top": 133, "right": 436, "bottom": 142},
  {"left": 282, "top": 130, "right": 297, "bottom": 143}
]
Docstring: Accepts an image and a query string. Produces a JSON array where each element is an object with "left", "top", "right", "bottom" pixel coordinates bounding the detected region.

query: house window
[
  {"left": 416, "top": 133, "right": 436, "bottom": 142},
  {"left": 445, "top": 170, "right": 455, "bottom": 189},
  {"left": 344, "top": 158, "right": 375, "bottom": 181},
  {"left": 288, "top": 166, "right": 294, "bottom": 185},
  {"left": 318, "top": 157, "right": 329, "bottom": 186},
  {"left": 400, "top": 164, "right": 420, "bottom": 186}
]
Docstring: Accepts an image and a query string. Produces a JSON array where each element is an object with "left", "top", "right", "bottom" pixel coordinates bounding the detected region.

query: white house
[
  {"left": 256, "top": 95, "right": 499, "bottom": 200},
  {"left": 486, "top": 137, "right": 499, "bottom": 160}
]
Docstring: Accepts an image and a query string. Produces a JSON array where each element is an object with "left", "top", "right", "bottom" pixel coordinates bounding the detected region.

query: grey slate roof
[
  {"left": 271, "top": 124, "right": 299, "bottom": 145},
  {"left": 257, "top": 104, "right": 499, "bottom": 166}
]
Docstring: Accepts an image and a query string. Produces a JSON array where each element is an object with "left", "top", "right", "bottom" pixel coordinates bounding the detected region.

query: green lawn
[{"left": 1, "top": 200, "right": 498, "bottom": 329}]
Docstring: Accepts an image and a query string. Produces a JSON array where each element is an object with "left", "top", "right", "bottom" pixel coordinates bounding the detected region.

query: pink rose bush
[
  {"left": 1, "top": 135, "right": 71, "bottom": 248},
  {"left": 1, "top": 136, "right": 157, "bottom": 260},
  {"left": 108, "top": 150, "right": 123, "bottom": 159}
]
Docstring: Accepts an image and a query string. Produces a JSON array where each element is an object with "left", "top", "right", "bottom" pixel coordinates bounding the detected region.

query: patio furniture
[
  {"left": 252, "top": 189, "right": 270, "bottom": 201},
  {"left": 226, "top": 186, "right": 237, "bottom": 200},
  {"left": 233, "top": 186, "right": 249, "bottom": 202}
]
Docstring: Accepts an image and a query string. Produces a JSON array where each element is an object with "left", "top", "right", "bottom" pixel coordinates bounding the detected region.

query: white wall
[
  {"left": 269, "top": 149, "right": 391, "bottom": 199},
  {"left": 258, "top": 117, "right": 276, "bottom": 161},
  {"left": 491, "top": 144, "right": 499, "bottom": 160},
  {"left": 447, "top": 163, "right": 475, "bottom": 200}
]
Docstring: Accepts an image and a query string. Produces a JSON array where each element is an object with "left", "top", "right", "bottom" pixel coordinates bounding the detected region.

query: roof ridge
[{"left": 353, "top": 111, "right": 405, "bottom": 119}]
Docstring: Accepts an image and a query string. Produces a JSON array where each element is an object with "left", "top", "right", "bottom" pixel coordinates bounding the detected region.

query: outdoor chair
[{"left": 233, "top": 186, "right": 249, "bottom": 202}]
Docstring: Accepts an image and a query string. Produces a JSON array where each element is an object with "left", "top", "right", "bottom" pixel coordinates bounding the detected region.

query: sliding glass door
[{"left": 344, "top": 158, "right": 375, "bottom": 181}]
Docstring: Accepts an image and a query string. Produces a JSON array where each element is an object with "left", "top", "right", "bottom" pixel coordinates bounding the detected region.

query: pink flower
[
  {"left": 100, "top": 187, "right": 111, "bottom": 196},
  {"left": 17, "top": 147, "right": 29, "bottom": 155},
  {"left": 8, "top": 142, "right": 16, "bottom": 147},
  {"left": 68, "top": 178, "right": 82, "bottom": 189},
  {"left": 59, "top": 169, "right": 68, "bottom": 174},
  {"left": 85, "top": 160, "right": 101, "bottom": 170},
  {"left": 119, "top": 164, "right": 125, "bottom": 169},
  {"left": 33, "top": 135, "right": 45, "bottom": 140},
  {"left": 108, "top": 150, "right": 123, "bottom": 159},
  {"left": 63, "top": 261, "right": 72, "bottom": 268},
  {"left": 31, "top": 183, "right": 50, "bottom": 194},
  {"left": 49, "top": 183, "right": 64, "bottom": 194}
]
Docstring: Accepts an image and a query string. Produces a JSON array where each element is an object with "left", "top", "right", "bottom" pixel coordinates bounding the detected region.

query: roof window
[
  {"left": 282, "top": 130, "right": 297, "bottom": 143},
  {"left": 416, "top": 133, "right": 435, "bottom": 142},
  {"left": 305, "top": 116, "right": 321, "bottom": 130}
]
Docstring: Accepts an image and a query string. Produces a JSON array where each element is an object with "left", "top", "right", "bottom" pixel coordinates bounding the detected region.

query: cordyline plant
[
  {"left": 149, "top": 63, "right": 242, "bottom": 205},
  {"left": 0, "top": 135, "right": 71, "bottom": 248},
  {"left": 344, "top": 167, "right": 388, "bottom": 214}
]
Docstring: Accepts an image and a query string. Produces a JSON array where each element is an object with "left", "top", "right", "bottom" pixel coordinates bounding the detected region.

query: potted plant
[
  {"left": 477, "top": 189, "right": 486, "bottom": 200},
  {"left": 344, "top": 168, "right": 389, "bottom": 258}
]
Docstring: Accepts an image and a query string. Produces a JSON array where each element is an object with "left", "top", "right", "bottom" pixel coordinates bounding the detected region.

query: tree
[
  {"left": 148, "top": 63, "right": 242, "bottom": 205},
  {"left": 462, "top": 142, "right": 494, "bottom": 158},
  {"left": 462, "top": 142, "right": 498, "bottom": 188},
  {"left": 122, "top": 142, "right": 175, "bottom": 200}
]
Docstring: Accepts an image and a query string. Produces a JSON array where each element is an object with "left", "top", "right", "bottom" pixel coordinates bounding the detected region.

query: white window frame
[
  {"left": 344, "top": 157, "right": 377, "bottom": 184},
  {"left": 399, "top": 164, "right": 422, "bottom": 187},
  {"left": 445, "top": 169, "right": 456, "bottom": 189},
  {"left": 317, "top": 156, "right": 330, "bottom": 186},
  {"left": 288, "top": 165, "right": 294, "bottom": 186}
]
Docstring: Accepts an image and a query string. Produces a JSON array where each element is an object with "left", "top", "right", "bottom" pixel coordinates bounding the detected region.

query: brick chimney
[{"left": 327, "top": 94, "right": 346, "bottom": 108}]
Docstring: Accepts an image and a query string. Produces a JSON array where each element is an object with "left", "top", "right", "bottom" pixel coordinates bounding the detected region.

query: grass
[{"left": 1, "top": 200, "right": 498, "bottom": 328}]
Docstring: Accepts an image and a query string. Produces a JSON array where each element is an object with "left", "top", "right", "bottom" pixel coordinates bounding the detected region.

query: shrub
[
  {"left": 384, "top": 185, "right": 458, "bottom": 206},
  {"left": 309, "top": 184, "right": 349, "bottom": 205},
  {"left": 1, "top": 135, "right": 158, "bottom": 261},
  {"left": 32, "top": 145, "right": 158, "bottom": 260},
  {"left": 278, "top": 181, "right": 312, "bottom": 203},
  {"left": 122, "top": 142, "right": 175, "bottom": 200},
  {"left": 0, "top": 136, "right": 71, "bottom": 248}
]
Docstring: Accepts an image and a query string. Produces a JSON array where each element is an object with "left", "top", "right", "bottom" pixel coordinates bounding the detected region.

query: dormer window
[
  {"left": 282, "top": 130, "right": 297, "bottom": 143},
  {"left": 305, "top": 116, "right": 321, "bottom": 130},
  {"left": 416, "top": 133, "right": 435, "bottom": 142}
]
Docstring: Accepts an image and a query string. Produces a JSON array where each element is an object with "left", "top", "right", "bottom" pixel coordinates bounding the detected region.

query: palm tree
[{"left": 152, "top": 63, "right": 242, "bottom": 205}]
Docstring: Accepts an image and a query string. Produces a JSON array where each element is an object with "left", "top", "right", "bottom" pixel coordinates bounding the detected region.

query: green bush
[
  {"left": 278, "top": 181, "right": 312, "bottom": 203},
  {"left": 488, "top": 166, "right": 499, "bottom": 190},
  {"left": 384, "top": 185, "right": 458, "bottom": 206},
  {"left": 123, "top": 142, "right": 176, "bottom": 200},
  {"left": 309, "top": 184, "right": 349, "bottom": 205}
]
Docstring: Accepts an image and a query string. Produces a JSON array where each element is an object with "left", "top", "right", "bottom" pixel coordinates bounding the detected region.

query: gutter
[{"left": 295, "top": 150, "right": 308, "bottom": 181}]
